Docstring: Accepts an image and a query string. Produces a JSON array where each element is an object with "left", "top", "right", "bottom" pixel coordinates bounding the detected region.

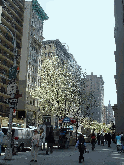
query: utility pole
[{"left": 0, "top": 0, "right": 22, "bottom": 159}]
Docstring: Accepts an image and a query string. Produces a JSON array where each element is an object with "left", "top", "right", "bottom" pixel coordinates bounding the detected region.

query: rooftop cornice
[{"left": 32, "top": 0, "right": 49, "bottom": 21}]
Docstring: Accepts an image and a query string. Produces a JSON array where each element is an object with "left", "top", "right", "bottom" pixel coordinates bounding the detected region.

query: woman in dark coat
[
  {"left": 107, "top": 132, "right": 111, "bottom": 147},
  {"left": 97, "top": 133, "right": 100, "bottom": 145},
  {"left": 105, "top": 133, "right": 108, "bottom": 144}
]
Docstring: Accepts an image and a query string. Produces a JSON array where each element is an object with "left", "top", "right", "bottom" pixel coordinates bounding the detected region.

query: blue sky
[{"left": 28, "top": 0, "right": 116, "bottom": 107}]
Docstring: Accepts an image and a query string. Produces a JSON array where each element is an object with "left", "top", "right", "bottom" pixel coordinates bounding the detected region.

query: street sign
[
  {"left": 62, "top": 117, "right": 71, "bottom": 123},
  {"left": 7, "top": 82, "right": 17, "bottom": 95},
  {"left": 9, "top": 66, "right": 18, "bottom": 80}
]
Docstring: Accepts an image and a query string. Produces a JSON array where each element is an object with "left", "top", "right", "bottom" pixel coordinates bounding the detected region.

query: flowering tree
[{"left": 32, "top": 55, "right": 80, "bottom": 119}]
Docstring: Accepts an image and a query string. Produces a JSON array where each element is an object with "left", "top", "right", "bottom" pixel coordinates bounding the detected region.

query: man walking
[
  {"left": 100, "top": 133, "right": 104, "bottom": 146},
  {"left": 65, "top": 132, "right": 70, "bottom": 149},
  {"left": 30, "top": 129, "right": 40, "bottom": 162},
  {"left": 46, "top": 131, "right": 55, "bottom": 155},
  {"left": 112, "top": 132, "right": 116, "bottom": 143},
  {"left": 105, "top": 133, "right": 108, "bottom": 144},
  {"left": 75, "top": 134, "right": 86, "bottom": 163},
  {"left": 97, "top": 132, "right": 100, "bottom": 145},
  {"left": 39, "top": 129, "right": 44, "bottom": 151},
  {"left": 121, "top": 132, "right": 124, "bottom": 152},
  {"left": 91, "top": 131, "right": 96, "bottom": 150},
  {"left": 107, "top": 132, "right": 112, "bottom": 147}
]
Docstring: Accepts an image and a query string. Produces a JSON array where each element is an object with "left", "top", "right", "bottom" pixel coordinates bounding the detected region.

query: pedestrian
[
  {"left": 100, "top": 133, "right": 104, "bottom": 146},
  {"left": 104, "top": 133, "right": 108, "bottom": 144},
  {"left": 121, "top": 132, "right": 124, "bottom": 152},
  {"left": 115, "top": 133, "right": 122, "bottom": 152},
  {"left": 97, "top": 132, "right": 100, "bottom": 145},
  {"left": 75, "top": 134, "right": 86, "bottom": 163},
  {"left": 65, "top": 132, "right": 70, "bottom": 149},
  {"left": 107, "top": 132, "right": 112, "bottom": 147},
  {"left": 0, "top": 126, "right": 4, "bottom": 156},
  {"left": 39, "top": 129, "right": 44, "bottom": 151},
  {"left": 30, "top": 129, "right": 40, "bottom": 162},
  {"left": 46, "top": 131, "right": 55, "bottom": 155},
  {"left": 112, "top": 132, "right": 116, "bottom": 143},
  {"left": 91, "top": 131, "right": 96, "bottom": 150}
]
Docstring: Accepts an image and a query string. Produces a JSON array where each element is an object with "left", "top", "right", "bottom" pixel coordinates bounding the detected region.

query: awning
[{"left": 62, "top": 117, "right": 71, "bottom": 123}]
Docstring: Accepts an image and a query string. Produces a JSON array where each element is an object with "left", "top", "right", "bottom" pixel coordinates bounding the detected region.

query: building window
[
  {"left": 33, "top": 99, "right": 35, "bottom": 106},
  {"left": 29, "top": 62, "right": 31, "bottom": 69},
  {"left": 28, "top": 74, "right": 30, "bottom": 80}
]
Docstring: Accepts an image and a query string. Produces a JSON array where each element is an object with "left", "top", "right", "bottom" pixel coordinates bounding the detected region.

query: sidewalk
[{"left": 0, "top": 142, "right": 124, "bottom": 165}]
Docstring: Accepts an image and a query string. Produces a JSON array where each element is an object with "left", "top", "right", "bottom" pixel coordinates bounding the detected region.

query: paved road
[{"left": 0, "top": 141, "right": 124, "bottom": 165}]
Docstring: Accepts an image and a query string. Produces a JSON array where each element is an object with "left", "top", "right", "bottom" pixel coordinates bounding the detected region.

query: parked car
[{"left": 1, "top": 127, "right": 34, "bottom": 152}]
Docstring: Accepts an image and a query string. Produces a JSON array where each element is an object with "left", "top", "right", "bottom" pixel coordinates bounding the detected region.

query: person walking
[
  {"left": 30, "top": 129, "right": 40, "bottom": 162},
  {"left": 46, "top": 131, "right": 55, "bottom": 155},
  {"left": 100, "top": 133, "right": 104, "bottom": 146},
  {"left": 107, "top": 132, "right": 112, "bottom": 147},
  {"left": 65, "top": 132, "right": 70, "bottom": 149},
  {"left": 112, "top": 132, "right": 116, "bottom": 144},
  {"left": 75, "top": 134, "right": 86, "bottom": 163},
  {"left": 39, "top": 129, "right": 44, "bottom": 151},
  {"left": 115, "top": 133, "right": 122, "bottom": 152},
  {"left": 91, "top": 131, "right": 96, "bottom": 150},
  {"left": 105, "top": 133, "right": 108, "bottom": 144},
  {"left": 121, "top": 132, "right": 124, "bottom": 152},
  {"left": 0, "top": 127, "right": 4, "bottom": 156},
  {"left": 97, "top": 132, "right": 100, "bottom": 145}
]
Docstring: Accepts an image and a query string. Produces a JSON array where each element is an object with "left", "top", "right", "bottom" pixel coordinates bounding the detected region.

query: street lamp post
[{"left": 0, "top": 1, "right": 22, "bottom": 160}]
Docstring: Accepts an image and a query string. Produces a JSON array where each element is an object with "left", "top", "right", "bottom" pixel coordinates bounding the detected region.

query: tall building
[
  {"left": 0, "top": 0, "right": 25, "bottom": 117},
  {"left": 82, "top": 72, "right": 104, "bottom": 123},
  {"left": 113, "top": 0, "right": 124, "bottom": 133},
  {"left": 103, "top": 105, "right": 107, "bottom": 125},
  {"left": 18, "top": 0, "right": 48, "bottom": 126},
  {"left": 107, "top": 100, "right": 115, "bottom": 125}
]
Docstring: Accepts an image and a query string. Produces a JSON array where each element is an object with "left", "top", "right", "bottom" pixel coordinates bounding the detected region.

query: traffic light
[{"left": 9, "top": 66, "right": 18, "bottom": 80}]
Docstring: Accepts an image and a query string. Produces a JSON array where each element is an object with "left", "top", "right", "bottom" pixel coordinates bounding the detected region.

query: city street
[{"left": 0, "top": 142, "right": 124, "bottom": 165}]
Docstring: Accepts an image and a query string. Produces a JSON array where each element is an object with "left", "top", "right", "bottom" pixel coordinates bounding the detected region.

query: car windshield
[{"left": 8, "top": 123, "right": 17, "bottom": 127}]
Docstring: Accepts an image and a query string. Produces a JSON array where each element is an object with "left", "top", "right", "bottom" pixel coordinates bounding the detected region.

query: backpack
[{"left": 91, "top": 136, "right": 96, "bottom": 140}]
